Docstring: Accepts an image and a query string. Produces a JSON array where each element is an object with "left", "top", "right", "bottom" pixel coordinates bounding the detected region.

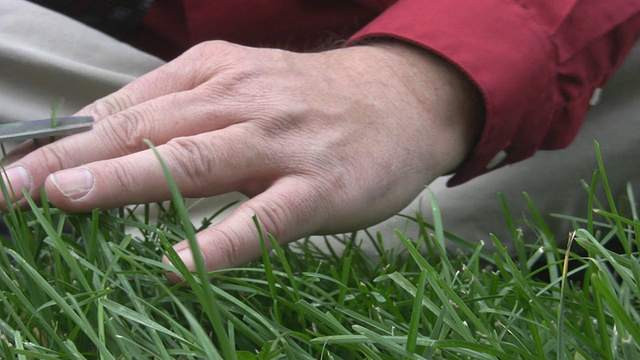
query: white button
[
  {"left": 589, "top": 87, "right": 603, "bottom": 106},
  {"left": 486, "top": 150, "right": 508, "bottom": 170}
]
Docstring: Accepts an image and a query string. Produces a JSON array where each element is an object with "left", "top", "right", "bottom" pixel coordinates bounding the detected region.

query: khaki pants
[{"left": 2, "top": 0, "right": 638, "bottom": 252}]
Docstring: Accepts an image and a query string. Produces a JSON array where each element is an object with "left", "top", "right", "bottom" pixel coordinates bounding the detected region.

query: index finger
[
  {"left": 76, "top": 43, "right": 225, "bottom": 120},
  {"left": 0, "top": 88, "right": 235, "bottom": 207}
]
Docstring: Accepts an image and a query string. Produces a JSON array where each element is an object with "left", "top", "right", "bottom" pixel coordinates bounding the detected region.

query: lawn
[{"left": 0, "top": 143, "right": 637, "bottom": 359}]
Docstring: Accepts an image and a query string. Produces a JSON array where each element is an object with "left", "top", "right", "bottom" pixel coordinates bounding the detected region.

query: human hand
[{"left": 1, "top": 40, "right": 482, "bottom": 278}]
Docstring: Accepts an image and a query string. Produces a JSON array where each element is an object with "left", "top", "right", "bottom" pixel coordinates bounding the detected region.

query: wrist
[{"left": 342, "top": 40, "right": 485, "bottom": 174}]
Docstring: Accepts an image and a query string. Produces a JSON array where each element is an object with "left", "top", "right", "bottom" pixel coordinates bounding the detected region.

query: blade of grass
[
  {"left": 144, "top": 139, "right": 236, "bottom": 360},
  {"left": 108, "top": 241, "right": 223, "bottom": 359},
  {"left": 8, "top": 249, "right": 115, "bottom": 360},
  {"left": 256, "top": 216, "right": 282, "bottom": 325},
  {"left": 22, "top": 189, "right": 92, "bottom": 292},
  {"left": 405, "top": 269, "right": 427, "bottom": 357},
  {"left": 590, "top": 272, "right": 640, "bottom": 343},
  {"left": 626, "top": 182, "right": 640, "bottom": 252},
  {"left": 353, "top": 325, "right": 424, "bottom": 360},
  {"left": 594, "top": 141, "right": 630, "bottom": 253},
  {"left": 556, "top": 231, "right": 575, "bottom": 360},
  {"left": 427, "top": 189, "right": 453, "bottom": 283},
  {"left": 499, "top": 193, "right": 530, "bottom": 277},
  {"left": 522, "top": 192, "right": 560, "bottom": 286}
]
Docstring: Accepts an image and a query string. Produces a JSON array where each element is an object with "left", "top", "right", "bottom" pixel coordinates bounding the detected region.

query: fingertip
[
  {"left": 0, "top": 165, "right": 35, "bottom": 208},
  {"left": 161, "top": 241, "right": 197, "bottom": 283},
  {"left": 162, "top": 254, "right": 186, "bottom": 283},
  {"left": 165, "top": 272, "right": 184, "bottom": 284},
  {"left": 43, "top": 174, "right": 61, "bottom": 205},
  {"left": 43, "top": 167, "right": 96, "bottom": 209}
]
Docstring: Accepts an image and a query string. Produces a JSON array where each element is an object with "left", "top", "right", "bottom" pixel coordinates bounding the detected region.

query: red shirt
[{"left": 128, "top": 0, "right": 640, "bottom": 186}]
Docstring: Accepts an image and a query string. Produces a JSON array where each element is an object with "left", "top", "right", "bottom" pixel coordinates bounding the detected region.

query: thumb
[{"left": 163, "top": 178, "right": 326, "bottom": 282}]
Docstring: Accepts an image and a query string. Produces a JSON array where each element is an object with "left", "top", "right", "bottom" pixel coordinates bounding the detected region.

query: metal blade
[{"left": 0, "top": 116, "right": 94, "bottom": 142}]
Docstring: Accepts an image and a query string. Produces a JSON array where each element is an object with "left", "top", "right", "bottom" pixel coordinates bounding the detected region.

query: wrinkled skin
[{"left": 1, "top": 41, "right": 482, "bottom": 280}]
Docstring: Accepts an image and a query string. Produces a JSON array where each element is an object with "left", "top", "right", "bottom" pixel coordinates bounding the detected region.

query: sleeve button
[
  {"left": 589, "top": 87, "right": 603, "bottom": 106},
  {"left": 486, "top": 150, "right": 508, "bottom": 170}
]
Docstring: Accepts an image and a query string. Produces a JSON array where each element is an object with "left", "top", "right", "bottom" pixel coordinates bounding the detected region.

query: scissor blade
[{"left": 0, "top": 116, "right": 94, "bottom": 142}]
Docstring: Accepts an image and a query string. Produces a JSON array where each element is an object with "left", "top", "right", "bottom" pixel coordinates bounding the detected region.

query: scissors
[{"left": 0, "top": 116, "right": 93, "bottom": 143}]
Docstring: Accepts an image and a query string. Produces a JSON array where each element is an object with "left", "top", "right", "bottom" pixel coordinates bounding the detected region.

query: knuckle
[
  {"left": 85, "top": 92, "right": 137, "bottom": 120},
  {"left": 164, "top": 137, "right": 214, "bottom": 185},
  {"left": 179, "top": 40, "right": 240, "bottom": 88},
  {"left": 185, "top": 41, "right": 211, "bottom": 56},
  {"left": 189, "top": 40, "right": 233, "bottom": 55},
  {"left": 201, "top": 227, "right": 244, "bottom": 269},
  {"left": 183, "top": 40, "right": 236, "bottom": 67},
  {"left": 38, "top": 145, "right": 72, "bottom": 173},
  {"left": 242, "top": 197, "right": 287, "bottom": 240},
  {"left": 98, "top": 110, "right": 149, "bottom": 154},
  {"left": 106, "top": 161, "right": 140, "bottom": 197}
]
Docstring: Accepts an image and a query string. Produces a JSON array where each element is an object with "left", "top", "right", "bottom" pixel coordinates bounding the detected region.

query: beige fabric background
[{"left": 1, "top": 0, "right": 638, "bottom": 254}]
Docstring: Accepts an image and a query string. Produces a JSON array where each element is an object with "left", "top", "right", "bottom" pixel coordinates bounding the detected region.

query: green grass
[{"left": 0, "top": 143, "right": 637, "bottom": 359}]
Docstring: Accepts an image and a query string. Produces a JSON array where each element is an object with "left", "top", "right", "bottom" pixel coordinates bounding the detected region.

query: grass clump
[{"left": 0, "top": 143, "right": 637, "bottom": 359}]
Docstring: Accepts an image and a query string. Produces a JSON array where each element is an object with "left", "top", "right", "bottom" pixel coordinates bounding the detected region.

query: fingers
[
  {"left": 164, "top": 177, "right": 326, "bottom": 281},
  {"left": 41, "top": 126, "right": 273, "bottom": 210},
  {"left": 0, "top": 43, "right": 261, "bottom": 208},
  {"left": 76, "top": 42, "right": 225, "bottom": 120},
  {"left": 0, "top": 90, "right": 240, "bottom": 207}
]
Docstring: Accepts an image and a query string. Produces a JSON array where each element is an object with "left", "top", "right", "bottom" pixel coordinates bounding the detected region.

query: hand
[{"left": 2, "top": 40, "right": 482, "bottom": 278}]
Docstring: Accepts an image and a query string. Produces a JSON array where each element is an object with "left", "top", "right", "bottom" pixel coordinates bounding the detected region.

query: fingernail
[
  {"left": 0, "top": 165, "right": 32, "bottom": 202},
  {"left": 176, "top": 247, "right": 195, "bottom": 270},
  {"left": 50, "top": 167, "right": 95, "bottom": 200}
]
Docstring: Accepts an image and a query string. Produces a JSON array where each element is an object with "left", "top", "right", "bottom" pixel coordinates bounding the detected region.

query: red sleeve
[{"left": 348, "top": 0, "right": 640, "bottom": 186}]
